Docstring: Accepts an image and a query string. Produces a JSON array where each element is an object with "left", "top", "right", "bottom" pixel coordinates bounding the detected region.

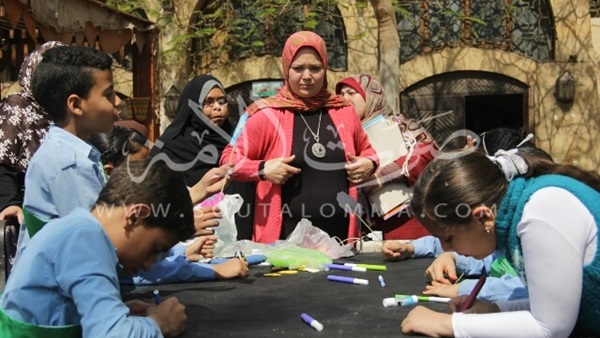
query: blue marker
[
  {"left": 325, "top": 263, "right": 366, "bottom": 272},
  {"left": 327, "top": 275, "right": 369, "bottom": 286},
  {"left": 301, "top": 313, "right": 324, "bottom": 331},
  {"left": 153, "top": 290, "right": 160, "bottom": 305}
]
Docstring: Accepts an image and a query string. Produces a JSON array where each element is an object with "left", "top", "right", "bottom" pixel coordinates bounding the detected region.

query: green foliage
[
  {"left": 106, "top": 0, "right": 147, "bottom": 13},
  {"left": 165, "top": 0, "right": 347, "bottom": 72}
]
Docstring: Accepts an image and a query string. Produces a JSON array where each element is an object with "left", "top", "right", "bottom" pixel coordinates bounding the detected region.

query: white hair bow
[{"left": 486, "top": 149, "right": 528, "bottom": 181}]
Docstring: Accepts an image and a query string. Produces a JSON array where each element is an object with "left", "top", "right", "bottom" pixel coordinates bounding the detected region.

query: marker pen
[
  {"left": 395, "top": 294, "right": 451, "bottom": 303},
  {"left": 301, "top": 313, "right": 324, "bottom": 331},
  {"left": 458, "top": 267, "right": 487, "bottom": 312},
  {"left": 344, "top": 263, "right": 387, "bottom": 271},
  {"left": 153, "top": 290, "right": 161, "bottom": 305},
  {"left": 382, "top": 296, "right": 418, "bottom": 307},
  {"left": 327, "top": 275, "right": 369, "bottom": 285},
  {"left": 234, "top": 250, "right": 246, "bottom": 261},
  {"left": 325, "top": 263, "right": 367, "bottom": 272}
]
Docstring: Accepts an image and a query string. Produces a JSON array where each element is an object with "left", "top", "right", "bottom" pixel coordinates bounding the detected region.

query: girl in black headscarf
[
  {"left": 151, "top": 75, "right": 255, "bottom": 239},
  {"left": 151, "top": 75, "right": 233, "bottom": 185}
]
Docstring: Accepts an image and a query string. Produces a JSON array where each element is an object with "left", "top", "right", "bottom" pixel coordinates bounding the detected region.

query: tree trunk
[{"left": 369, "top": 0, "right": 400, "bottom": 114}]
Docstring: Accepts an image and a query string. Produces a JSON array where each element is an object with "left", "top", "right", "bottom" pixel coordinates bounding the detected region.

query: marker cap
[
  {"left": 312, "top": 321, "right": 324, "bottom": 331},
  {"left": 354, "top": 278, "right": 369, "bottom": 286},
  {"left": 327, "top": 275, "right": 369, "bottom": 285},
  {"left": 382, "top": 297, "right": 399, "bottom": 307}
]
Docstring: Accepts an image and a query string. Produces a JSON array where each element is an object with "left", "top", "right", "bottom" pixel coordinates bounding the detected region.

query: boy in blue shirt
[
  {"left": 16, "top": 45, "right": 121, "bottom": 258},
  {"left": 1, "top": 159, "right": 203, "bottom": 337}
]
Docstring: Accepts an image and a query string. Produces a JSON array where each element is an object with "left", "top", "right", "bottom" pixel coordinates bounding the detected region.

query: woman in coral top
[{"left": 220, "top": 31, "right": 378, "bottom": 244}]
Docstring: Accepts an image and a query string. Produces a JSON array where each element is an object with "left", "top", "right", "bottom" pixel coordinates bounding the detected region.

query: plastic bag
[
  {"left": 286, "top": 219, "right": 354, "bottom": 259},
  {"left": 213, "top": 218, "right": 353, "bottom": 270},
  {"left": 197, "top": 194, "right": 243, "bottom": 256},
  {"left": 268, "top": 245, "right": 332, "bottom": 270}
]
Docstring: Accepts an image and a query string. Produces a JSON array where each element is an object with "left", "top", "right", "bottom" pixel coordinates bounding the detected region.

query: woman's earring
[{"left": 485, "top": 228, "right": 491, "bottom": 234}]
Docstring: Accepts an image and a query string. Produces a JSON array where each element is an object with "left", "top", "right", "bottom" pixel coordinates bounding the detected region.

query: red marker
[{"left": 457, "top": 267, "right": 486, "bottom": 312}]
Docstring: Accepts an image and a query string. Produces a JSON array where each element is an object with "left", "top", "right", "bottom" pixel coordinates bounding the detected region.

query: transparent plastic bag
[
  {"left": 209, "top": 194, "right": 243, "bottom": 256},
  {"left": 214, "top": 218, "right": 354, "bottom": 270},
  {"left": 286, "top": 219, "right": 354, "bottom": 259}
]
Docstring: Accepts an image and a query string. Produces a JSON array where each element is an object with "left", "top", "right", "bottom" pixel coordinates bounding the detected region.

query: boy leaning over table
[{"left": 0, "top": 159, "right": 228, "bottom": 338}]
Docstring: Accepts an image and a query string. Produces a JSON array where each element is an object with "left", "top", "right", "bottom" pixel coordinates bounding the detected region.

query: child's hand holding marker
[
  {"left": 146, "top": 297, "right": 187, "bottom": 337},
  {"left": 425, "top": 252, "right": 458, "bottom": 285},
  {"left": 124, "top": 299, "right": 153, "bottom": 316}
]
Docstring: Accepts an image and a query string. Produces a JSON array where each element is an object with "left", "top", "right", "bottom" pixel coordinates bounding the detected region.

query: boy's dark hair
[
  {"left": 31, "top": 45, "right": 112, "bottom": 123},
  {"left": 89, "top": 126, "right": 148, "bottom": 168},
  {"left": 94, "top": 159, "right": 195, "bottom": 241}
]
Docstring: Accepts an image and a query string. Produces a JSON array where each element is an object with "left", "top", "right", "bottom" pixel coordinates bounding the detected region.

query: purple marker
[
  {"left": 325, "top": 263, "right": 367, "bottom": 272},
  {"left": 327, "top": 275, "right": 369, "bottom": 286},
  {"left": 301, "top": 313, "right": 324, "bottom": 331}
]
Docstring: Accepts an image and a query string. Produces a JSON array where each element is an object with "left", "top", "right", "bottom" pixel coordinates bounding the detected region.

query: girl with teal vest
[{"left": 401, "top": 150, "right": 600, "bottom": 337}]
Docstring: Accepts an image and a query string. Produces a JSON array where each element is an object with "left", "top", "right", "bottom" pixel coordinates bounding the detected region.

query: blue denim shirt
[
  {"left": 17, "top": 126, "right": 106, "bottom": 260},
  {"left": 1, "top": 208, "right": 162, "bottom": 338},
  {"left": 120, "top": 243, "right": 216, "bottom": 285},
  {"left": 411, "top": 235, "right": 528, "bottom": 301},
  {"left": 23, "top": 125, "right": 105, "bottom": 220}
]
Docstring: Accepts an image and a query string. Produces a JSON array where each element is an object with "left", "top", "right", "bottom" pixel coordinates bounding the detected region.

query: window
[{"left": 396, "top": 0, "right": 554, "bottom": 63}]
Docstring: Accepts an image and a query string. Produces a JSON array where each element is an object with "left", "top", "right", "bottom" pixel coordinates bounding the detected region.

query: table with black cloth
[{"left": 124, "top": 253, "right": 446, "bottom": 337}]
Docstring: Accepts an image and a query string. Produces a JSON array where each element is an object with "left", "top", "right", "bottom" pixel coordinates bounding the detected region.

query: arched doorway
[{"left": 400, "top": 71, "right": 529, "bottom": 148}]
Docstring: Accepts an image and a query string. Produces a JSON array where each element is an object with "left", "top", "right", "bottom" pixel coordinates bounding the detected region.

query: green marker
[
  {"left": 344, "top": 263, "right": 387, "bottom": 271},
  {"left": 454, "top": 272, "right": 465, "bottom": 284},
  {"left": 395, "top": 294, "right": 451, "bottom": 303}
]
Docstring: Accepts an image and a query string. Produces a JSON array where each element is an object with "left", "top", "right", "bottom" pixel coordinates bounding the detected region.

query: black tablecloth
[{"left": 125, "top": 253, "right": 446, "bottom": 337}]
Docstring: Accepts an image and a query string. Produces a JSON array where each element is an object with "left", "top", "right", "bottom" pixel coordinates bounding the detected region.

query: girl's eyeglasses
[{"left": 203, "top": 97, "right": 228, "bottom": 108}]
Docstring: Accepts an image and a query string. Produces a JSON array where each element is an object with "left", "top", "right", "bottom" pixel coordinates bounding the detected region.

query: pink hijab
[{"left": 247, "top": 31, "right": 348, "bottom": 114}]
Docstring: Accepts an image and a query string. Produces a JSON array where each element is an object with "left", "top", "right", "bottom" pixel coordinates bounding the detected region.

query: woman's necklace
[{"left": 298, "top": 111, "right": 326, "bottom": 158}]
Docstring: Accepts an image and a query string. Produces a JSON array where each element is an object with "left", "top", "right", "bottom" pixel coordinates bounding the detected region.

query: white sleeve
[{"left": 453, "top": 187, "right": 597, "bottom": 338}]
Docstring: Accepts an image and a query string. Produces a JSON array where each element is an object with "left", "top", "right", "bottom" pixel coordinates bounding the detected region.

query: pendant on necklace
[{"left": 312, "top": 142, "right": 326, "bottom": 158}]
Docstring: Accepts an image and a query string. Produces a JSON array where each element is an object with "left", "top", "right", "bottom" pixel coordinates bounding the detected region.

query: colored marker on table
[
  {"left": 344, "top": 263, "right": 387, "bottom": 271},
  {"left": 382, "top": 296, "right": 418, "bottom": 307},
  {"left": 378, "top": 275, "right": 385, "bottom": 287},
  {"left": 395, "top": 294, "right": 451, "bottom": 303},
  {"left": 301, "top": 313, "right": 324, "bottom": 331},
  {"left": 327, "top": 275, "right": 369, "bottom": 286},
  {"left": 153, "top": 290, "right": 161, "bottom": 305},
  {"left": 383, "top": 297, "right": 410, "bottom": 307},
  {"left": 458, "top": 267, "right": 487, "bottom": 312},
  {"left": 325, "top": 263, "right": 367, "bottom": 272}
]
